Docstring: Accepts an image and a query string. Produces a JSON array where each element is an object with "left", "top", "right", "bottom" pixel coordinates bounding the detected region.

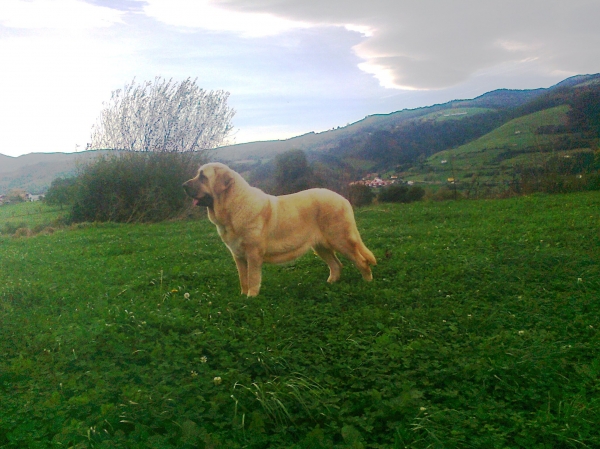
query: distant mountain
[
  {"left": 215, "top": 74, "right": 600, "bottom": 162},
  {"left": 1, "top": 73, "right": 598, "bottom": 195},
  {"left": 0, "top": 151, "right": 112, "bottom": 195}
]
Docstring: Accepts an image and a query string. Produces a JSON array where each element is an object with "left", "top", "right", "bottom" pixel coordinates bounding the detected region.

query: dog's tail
[{"left": 358, "top": 240, "right": 377, "bottom": 266}]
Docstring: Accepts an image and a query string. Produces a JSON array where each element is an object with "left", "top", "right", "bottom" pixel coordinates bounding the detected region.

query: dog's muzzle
[{"left": 183, "top": 182, "right": 214, "bottom": 208}]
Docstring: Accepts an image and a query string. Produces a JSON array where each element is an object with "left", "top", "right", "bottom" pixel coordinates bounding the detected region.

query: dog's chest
[{"left": 215, "top": 224, "right": 245, "bottom": 255}]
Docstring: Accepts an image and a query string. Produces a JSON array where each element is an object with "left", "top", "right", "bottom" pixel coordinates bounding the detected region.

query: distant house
[
  {"left": 369, "top": 178, "right": 387, "bottom": 187},
  {"left": 26, "top": 193, "right": 45, "bottom": 202}
]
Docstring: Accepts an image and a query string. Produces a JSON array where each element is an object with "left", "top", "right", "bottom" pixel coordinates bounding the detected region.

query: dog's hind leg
[
  {"left": 331, "top": 238, "right": 375, "bottom": 282},
  {"left": 313, "top": 244, "right": 343, "bottom": 283}
]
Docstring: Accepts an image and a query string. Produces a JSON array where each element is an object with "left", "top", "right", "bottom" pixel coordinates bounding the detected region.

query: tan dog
[{"left": 183, "top": 163, "right": 376, "bottom": 297}]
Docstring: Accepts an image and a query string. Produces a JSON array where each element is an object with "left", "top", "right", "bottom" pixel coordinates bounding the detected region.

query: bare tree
[{"left": 90, "top": 77, "right": 235, "bottom": 152}]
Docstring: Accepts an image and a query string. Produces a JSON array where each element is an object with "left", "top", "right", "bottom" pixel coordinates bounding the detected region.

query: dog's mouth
[
  {"left": 192, "top": 194, "right": 214, "bottom": 208},
  {"left": 183, "top": 182, "right": 214, "bottom": 208}
]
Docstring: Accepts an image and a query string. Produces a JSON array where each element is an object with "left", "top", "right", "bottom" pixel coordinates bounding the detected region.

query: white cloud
[
  {"left": 0, "top": 0, "right": 124, "bottom": 30},
  {"left": 142, "top": 0, "right": 311, "bottom": 37}
]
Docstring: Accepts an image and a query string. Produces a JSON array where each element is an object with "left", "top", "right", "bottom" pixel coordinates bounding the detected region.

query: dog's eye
[{"left": 199, "top": 170, "right": 207, "bottom": 183}]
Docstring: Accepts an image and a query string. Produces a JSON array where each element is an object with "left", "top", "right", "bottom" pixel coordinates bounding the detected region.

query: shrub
[
  {"left": 12, "top": 228, "right": 32, "bottom": 238},
  {"left": 378, "top": 184, "right": 425, "bottom": 203},
  {"left": 68, "top": 151, "right": 205, "bottom": 223},
  {"left": 406, "top": 185, "right": 426, "bottom": 202},
  {"left": 378, "top": 185, "right": 408, "bottom": 203},
  {"left": 347, "top": 184, "right": 374, "bottom": 207},
  {"left": 428, "top": 186, "right": 464, "bottom": 201},
  {"left": 1, "top": 221, "right": 28, "bottom": 236},
  {"left": 7, "top": 189, "right": 26, "bottom": 203}
]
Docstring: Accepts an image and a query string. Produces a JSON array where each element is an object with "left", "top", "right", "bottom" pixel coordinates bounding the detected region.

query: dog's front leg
[
  {"left": 233, "top": 256, "right": 249, "bottom": 295},
  {"left": 245, "top": 250, "right": 263, "bottom": 297}
]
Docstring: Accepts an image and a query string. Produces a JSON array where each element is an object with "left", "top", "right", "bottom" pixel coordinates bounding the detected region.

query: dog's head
[{"left": 183, "top": 163, "right": 235, "bottom": 208}]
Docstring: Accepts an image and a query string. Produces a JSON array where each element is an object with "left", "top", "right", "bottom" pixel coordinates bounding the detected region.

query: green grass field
[
  {"left": 1, "top": 192, "right": 599, "bottom": 448},
  {"left": 0, "top": 202, "right": 65, "bottom": 235}
]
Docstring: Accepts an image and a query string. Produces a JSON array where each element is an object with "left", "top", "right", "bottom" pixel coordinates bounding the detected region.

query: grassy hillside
[
  {"left": 1, "top": 192, "right": 599, "bottom": 448},
  {"left": 411, "top": 105, "right": 595, "bottom": 184},
  {"left": 443, "top": 105, "right": 569, "bottom": 157}
]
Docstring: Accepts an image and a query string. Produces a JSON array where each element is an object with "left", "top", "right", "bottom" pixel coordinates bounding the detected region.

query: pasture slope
[
  {"left": 1, "top": 192, "right": 599, "bottom": 448},
  {"left": 418, "top": 105, "right": 579, "bottom": 184}
]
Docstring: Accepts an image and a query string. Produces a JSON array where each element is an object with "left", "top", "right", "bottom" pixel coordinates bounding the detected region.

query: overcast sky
[{"left": 1, "top": 0, "right": 599, "bottom": 157}]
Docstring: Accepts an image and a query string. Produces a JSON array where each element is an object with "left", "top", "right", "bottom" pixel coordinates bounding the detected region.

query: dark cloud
[{"left": 214, "top": 0, "right": 600, "bottom": 89}]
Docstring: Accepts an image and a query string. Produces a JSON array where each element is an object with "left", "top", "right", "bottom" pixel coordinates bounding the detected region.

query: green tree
[
  {"left": 568, "top": 88, "right": 600, "bottom": 137},
  {"left": 45, "top": 177, "right": 77, "bottom": 209},
  {"left": 274, "top": 150, "right": 314, "bottom": 194},
  {"left": 347, "top": 184, "right": 374, "bottom": 207}
]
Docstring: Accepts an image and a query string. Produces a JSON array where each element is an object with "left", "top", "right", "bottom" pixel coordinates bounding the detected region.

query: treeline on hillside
[
  {"left": 243, "top": 149, "right": 427, "bottom": 207},
  {"left": 332, "top": 109, "right": 510, "bottom": 169},
  {"left": 44, "top": 148, "right": 423, "bottom": 226},
  {"left": 515, "top": 150, "right": 600, "bottom": 195},
  {"left": 244, "top": 150, "right": 359, "bottom": 196}
]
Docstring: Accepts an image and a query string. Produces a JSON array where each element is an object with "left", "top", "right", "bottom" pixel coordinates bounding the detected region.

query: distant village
[
  {"left": 0, "top": 192, "right": 45, "bottom": 206},
  {"left": 349, "top": 173, "right": 416, "bottom": 188}
]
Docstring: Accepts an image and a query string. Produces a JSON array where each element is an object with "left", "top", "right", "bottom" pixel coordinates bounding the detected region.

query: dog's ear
[{"left": 213, "top": 169, "right": 234, "bottom": 195}]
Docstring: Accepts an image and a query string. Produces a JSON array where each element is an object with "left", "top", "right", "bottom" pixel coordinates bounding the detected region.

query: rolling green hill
[
  {"left": 418, "top": 106, "right": 575, "bottom": 181},
  {"left": 407, "top": 99, "right": 598, "bottom": 191}
]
